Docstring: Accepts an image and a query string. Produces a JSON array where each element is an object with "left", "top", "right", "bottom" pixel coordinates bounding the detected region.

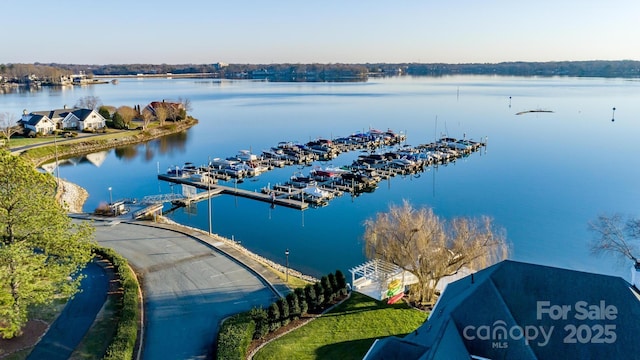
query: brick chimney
[{"left": 632, "top": 261, "right": 640, "bottom": 290}]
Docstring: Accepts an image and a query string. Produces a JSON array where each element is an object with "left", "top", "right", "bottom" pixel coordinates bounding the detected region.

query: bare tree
[
  {"left": 140, "top": 108, "right": 153, "bottom": 130},
  {"left": 364, "top": 201, "right": 508, "bottom": 304},
  {"left": 154, "top": 106, "right": 168, "bottom": 126},
  {"left": 116, "top": 106, "right": 137, "bottom": 129},
  {"left": 74, "top": 95, "right": 102, "bottom": 110},
  {"left": 589, "top": 213, "right": 639, "bottom": 266},
  {"left": 0, "top": 112, "right": 20, "bottom": 146},
  {"left": 178, "top": 97, "right": 192, "bottom": 113}
]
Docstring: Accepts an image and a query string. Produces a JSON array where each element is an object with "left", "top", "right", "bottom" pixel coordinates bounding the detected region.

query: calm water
[{"left": 3, "top": 76, "right": 639, "bottom": 280}]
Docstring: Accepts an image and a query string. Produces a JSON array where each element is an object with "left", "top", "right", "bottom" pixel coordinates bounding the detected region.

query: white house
[
  {"left": 61, "top": 109, "right": 106, "bottom": 131},
  {"left": 22, "top": 114, "right": 55, "bottom": 135},
  {"left": 21, "top": 107, "right": 106, "bottom": 132}
]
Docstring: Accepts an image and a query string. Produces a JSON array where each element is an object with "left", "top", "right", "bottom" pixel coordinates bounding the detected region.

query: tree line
[{"left": 3, "top": 61, "right": 639, "bottom": 83}]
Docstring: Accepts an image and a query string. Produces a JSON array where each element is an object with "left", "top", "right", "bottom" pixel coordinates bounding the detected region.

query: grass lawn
[{"left": 253, "top": 292, "right": 429, "bottom": 360}]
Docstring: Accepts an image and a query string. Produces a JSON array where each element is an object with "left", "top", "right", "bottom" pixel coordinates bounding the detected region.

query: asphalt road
[
  {"left": 27, "top": 260, "right": 109, "bottom": 360},
  {"left": 90, "top": 220, "right": 279, "bottom": 360}
]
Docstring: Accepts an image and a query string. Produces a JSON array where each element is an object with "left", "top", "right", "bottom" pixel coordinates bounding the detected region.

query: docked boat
[
  {"left": 289, "top": 173, "right": 317, "bottom": 188},
  {"left": 237, "top": 150, "right": 258, "bottom": 162}
]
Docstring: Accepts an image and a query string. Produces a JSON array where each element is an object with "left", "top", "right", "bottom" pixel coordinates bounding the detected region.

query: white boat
[
  {"left": 209, "top": 158, "right": 237, "bottom": 169},
  {"left": 390, "top": 157, "right": 415, "bottom": 168},
  {"left": 237, "top": 150, "right": 258, "bottom": 162},
  {"left": 303, "top": 186, "right": 332, "bottom": 200}
]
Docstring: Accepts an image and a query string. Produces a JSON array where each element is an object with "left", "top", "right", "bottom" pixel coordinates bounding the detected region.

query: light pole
[
  {"left": 285, "top": 248, "right": 290, "bottom": 283},
  {"left": 108, "top": 187, "right": 113, "bottom": 205},
  {"left": 208, "top": 156, "right": 212, "bottom": 236}
]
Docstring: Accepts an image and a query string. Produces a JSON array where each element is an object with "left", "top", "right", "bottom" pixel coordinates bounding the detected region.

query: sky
[{"left": 3, "top": 0, "right": 639, "bottom": 65}]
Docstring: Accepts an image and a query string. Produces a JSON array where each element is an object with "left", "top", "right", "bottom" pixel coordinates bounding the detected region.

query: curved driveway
[{"left": 91, "top": 220, "right": 279, "bottom": 360}]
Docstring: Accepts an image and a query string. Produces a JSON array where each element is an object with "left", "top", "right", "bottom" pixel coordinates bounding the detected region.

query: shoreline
[
  {"left": 60, "top": 180, "right": 318, "bottom": 284},
  {"left": 15, "top": 118, "right": 198, "bottom": 167}
]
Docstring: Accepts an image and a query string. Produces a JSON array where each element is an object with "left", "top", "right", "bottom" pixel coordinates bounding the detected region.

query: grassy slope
[{"left": 254, "top": 292, "right": 428, "bottom": 360}]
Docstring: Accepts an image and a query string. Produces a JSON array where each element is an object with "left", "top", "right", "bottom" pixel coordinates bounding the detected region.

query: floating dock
[{"left": 158, "top": 174, "right": 309, "bottom": 210}]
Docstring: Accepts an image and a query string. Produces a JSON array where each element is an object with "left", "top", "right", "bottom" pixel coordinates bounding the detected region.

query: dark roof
[
  {"left": 366, "top": 260, "right": 640, "bottom": 360},
  {"left": 31, "top": 108, "right": 75, "bottom": 120},
  {"left": 26, "top": 114, "right": 48, "bottom": 126},
  {"left": 70, "top": 108, "right": 93, "bottom": 121}
]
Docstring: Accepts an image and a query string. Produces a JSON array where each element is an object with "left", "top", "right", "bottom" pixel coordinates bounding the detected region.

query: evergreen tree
[
  {"left": 313, "top": 282, "right": 324, "bottom": 309},
  {"left": 286, "top": 292, "right": 301, "bottom": 320},
  {"left": 328, "top": 272, "right": 338, "bottom": 293},
  {"left": 277, "top": 297, "right": 290, "bottom": 326},
  {"left": 294, "top": 287, "right": 308, "bottom": 315},
  {"left": 0, "top": 150, "right": 94, "bottom": 338},
  {"left": 111, "top": 112, "right": 126, "bottom": 129},
  {"left": 321, "top": 275, "right": 334, "bottom": 304},
  {"left": 335, "top": 270, "right": 348, "bottom": 296},
  {"left": 249, "top": 307, "right": 269, "bottom": 340},
  {"left": 304, "top": 284, "right": 317, "bottom": 311},
  {"left": 267, "top": 302, "right": 280, "bottom": 332},
  {"left": 98, "top": 106, "right": 112, "bottom": 120}
]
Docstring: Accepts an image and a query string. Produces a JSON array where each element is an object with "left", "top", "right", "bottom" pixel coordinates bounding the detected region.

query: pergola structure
[{"left": 349, "top": 259, "right": 418, "bottom": 301}]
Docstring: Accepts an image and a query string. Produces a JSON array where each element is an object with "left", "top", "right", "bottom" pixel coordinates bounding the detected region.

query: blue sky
[{"left": 3, "top": 0, "right": 639, "bottom": 64}]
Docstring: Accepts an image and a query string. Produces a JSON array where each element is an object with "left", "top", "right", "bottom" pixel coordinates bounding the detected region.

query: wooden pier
[{"left": 158, "top": 174, "right": 309, "bottom": 210}]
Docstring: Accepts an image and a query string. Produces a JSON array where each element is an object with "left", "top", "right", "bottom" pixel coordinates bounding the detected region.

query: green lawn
[{"left": 253, "top": 292, "right": 429, "bottom": 360}]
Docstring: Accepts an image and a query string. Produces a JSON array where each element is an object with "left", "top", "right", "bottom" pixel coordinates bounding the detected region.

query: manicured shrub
[
  {"left": 268, "top": 302, "right": 280, "bottom": 332},
  {"left": 304, "top": 284, "right": 317, "bottom": 311},
  {"left": 93, "top": 247, "right": 140, "bottom": 360},
  {"left": 335, "top": 270, "right": 348, "bottom": 296},
  {"left": 295, "top": 287, "right": 308, "bottom": 315},
  {"left": 321, "top": 276, "right": 335, "bottom": 304},
  {"left": 277, "top": 297, "right": 290, "bottom": 326},
  {"left": 216, "top": 313, "right": 255, "bottom": 360},
  {"left": 328, "top": 273, "right": 339, "bottom": 293},
  {"left": 249, "top": 307, "right": 269, "bottom": 340},
  {"left": 286, "top": 292, "right": 301, "bottom": 320},
  {"left": 313, "top": 282, "right": 324, "bottom": 309}
]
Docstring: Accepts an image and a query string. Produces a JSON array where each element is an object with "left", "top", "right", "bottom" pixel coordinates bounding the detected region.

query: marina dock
[
  {"left": 158, "top": 174, "right": 309, "bottom": 210},
  {"left": 155, "top": 131, "right": 486, "bottom": 211}
]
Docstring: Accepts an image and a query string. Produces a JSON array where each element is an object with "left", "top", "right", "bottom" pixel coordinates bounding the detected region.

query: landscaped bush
[
  {"left": 286, "top": 292, "right": 301, "bottom": 321},
  {"left": 249, "top": 307, "right": 269, "bottom": 340},
  {"left": 216, "top": 313, "right": 255, "bottom": 360},
  {"left": 336, "top": 270, "right": 348, "bottom": 296},
  {"left": 277, "top": 298, "right": 290, "bottom": 327},
  {"left": 267, "top": 302, "right": 280, "bottom": 332},
  {"left": 321, "top": 276, "right": 335, "bottom": 304},
  {"left": 93, "top": 246, "right": 140, "bottom": 360},
  {"left": 314, "top": 282, "right": 325, "bottom": 307},
  {"left": 294, "top": 287, "right": 308, "bottom": 315},
  {"left": 216, "top": 270, "right": 352, "bottom": 357},
  {"left": 304, "top": 284, "right": 317, "bottom": 311}
]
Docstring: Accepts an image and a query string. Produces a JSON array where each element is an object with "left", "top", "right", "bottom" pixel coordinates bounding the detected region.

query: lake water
[{"left": 3, "top": 76, "right": 639, "bottom": 280}]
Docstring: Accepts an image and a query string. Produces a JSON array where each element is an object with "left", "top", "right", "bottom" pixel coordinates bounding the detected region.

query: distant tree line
[{"left": 2, "top": 61, "right": 640, "bottom": 83}]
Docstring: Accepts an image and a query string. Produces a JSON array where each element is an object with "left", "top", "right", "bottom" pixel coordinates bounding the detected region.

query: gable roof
[
  {"left": 31, "top": 108, "right": 76, "bottom": 120},
  {"left": 26, "top": 114, "right": 49, "bottom": 126},
  {"left": 70, "top": 108, "right": 94, "bottom": 121},
  {"left": 366, "top": 260, "right": 640, "bottom": 360}
]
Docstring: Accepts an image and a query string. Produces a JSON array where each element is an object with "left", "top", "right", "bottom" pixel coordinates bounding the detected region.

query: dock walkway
[{"left": 158, "top": 174, "right": 309, "bottom": 210}]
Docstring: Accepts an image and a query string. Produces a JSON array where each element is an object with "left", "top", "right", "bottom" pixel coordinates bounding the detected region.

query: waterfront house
[
  {"left": 21, "top": 107, "right": 106, "bottom": 132},
  {"left": 145, "top": 100, "right": 185, "bottom": 118},
  {"left": 22, "top": 113, "right": 55, "bottom": 135},
  {"left": 364, "top": 260, "right": 640, "bottom": 360},
  {"left": 61, "top": 108, "right": 106, "bottom": 131}
]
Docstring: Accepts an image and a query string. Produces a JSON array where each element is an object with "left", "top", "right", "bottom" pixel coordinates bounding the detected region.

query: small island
[{"left": 515, "top": 109, "right": 554, "bottom": 115}]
